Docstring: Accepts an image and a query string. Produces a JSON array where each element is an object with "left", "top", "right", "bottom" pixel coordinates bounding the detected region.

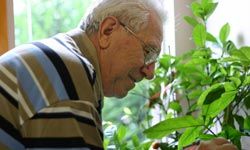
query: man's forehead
[
  {"left": 148, "top": 25, "right": 163, "bottom": 46},
  {"left": 149, "top": 12, "right": 163, "bottom": 40}
]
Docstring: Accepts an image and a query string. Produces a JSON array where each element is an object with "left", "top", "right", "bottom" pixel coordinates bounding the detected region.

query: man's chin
[
  {"left": 104, "top": 90, "right": 128, "bottom": 98},
  {"left": 104, "top": 85, "right": 132, "bottom": 98},
  {"left": 114, "top": 91, "right": 128, "bottom": 98},
  {"left": 114, "top": 85, "right": 136, "bottom": 98}
]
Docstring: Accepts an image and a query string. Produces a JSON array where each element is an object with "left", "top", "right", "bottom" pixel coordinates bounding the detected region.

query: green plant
[
  {"left": 104, "top": 123, "right": 153, "bottom": 150},
  {"left": 144, "top": 0, "right": 250, "bottom": 149},
  {"left": 103, "top": 81, "right": 154, "bottom": 150}
]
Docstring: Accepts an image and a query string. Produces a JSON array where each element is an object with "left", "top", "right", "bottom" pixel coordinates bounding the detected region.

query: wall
[
  {"left": 0, "top": 0, "right": 14, "bottom": 55},
  {"left": 173, "top": 0, "right": 250, "bottom": 54},
  {"left": 207, "top": 0, "right": 250, "bottom": 47},
  {"left": 174, "top": 0, "right": 195, "bottom": 56}
]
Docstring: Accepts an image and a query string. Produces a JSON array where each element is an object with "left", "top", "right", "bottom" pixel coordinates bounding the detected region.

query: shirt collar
[{"left": 66, "top": 28, "right": 103, "bottom": 98}]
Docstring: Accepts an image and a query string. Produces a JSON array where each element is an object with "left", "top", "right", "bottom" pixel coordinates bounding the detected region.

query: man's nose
[{"left": 141, "top": 63, "right": 155, "bottom": 80}]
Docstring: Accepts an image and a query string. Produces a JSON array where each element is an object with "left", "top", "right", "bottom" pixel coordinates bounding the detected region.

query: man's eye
[{"left": 144, "top": 46, "right": 152, "bottom": 53}]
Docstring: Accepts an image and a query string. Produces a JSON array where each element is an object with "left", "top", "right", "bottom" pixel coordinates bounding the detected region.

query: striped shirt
[{"left": 0, "top": 28, "right": 104, "bottom": 149}]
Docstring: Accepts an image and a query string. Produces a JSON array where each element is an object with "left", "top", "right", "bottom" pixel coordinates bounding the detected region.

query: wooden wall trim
[
  {"left": 0, "top": 0, "right": 14, "bottom": 55},
  {"left": 7, "top": 0, "right": 15, "bottom": 50},
  {"left": 0, "top": 0, "right": 9, "bottom": 54}
]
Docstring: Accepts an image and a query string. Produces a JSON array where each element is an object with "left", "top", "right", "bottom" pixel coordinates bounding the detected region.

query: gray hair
[{"left": 79, "top": 0, "right": 166, "bottom": 35}]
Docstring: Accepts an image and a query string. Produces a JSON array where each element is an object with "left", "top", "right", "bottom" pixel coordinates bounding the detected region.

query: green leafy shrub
[{"left": 144, "top": 0, "right": 250, "bottom": 149}]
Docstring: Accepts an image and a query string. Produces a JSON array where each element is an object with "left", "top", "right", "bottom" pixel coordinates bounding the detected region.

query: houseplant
[{"left": 144, "top": 0, "right": 250, "bottom": 149}]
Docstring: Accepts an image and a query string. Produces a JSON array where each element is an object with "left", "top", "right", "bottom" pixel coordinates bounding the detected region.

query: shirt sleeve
[{"left": 0, "top": 62, "right": 25, "bottom": 149}]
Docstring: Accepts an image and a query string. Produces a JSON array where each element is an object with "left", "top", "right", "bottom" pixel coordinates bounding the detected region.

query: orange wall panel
[{"left": 0, "top": 0, "right": 9, "bottom": 55}]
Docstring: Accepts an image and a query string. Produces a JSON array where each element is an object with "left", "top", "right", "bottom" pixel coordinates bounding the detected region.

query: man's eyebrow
[
  {"left": 147, "top": 42, "right": 161, "bottom": 49},
  {"left": 147, "top": 43, "right": 158, "bottom": 49}
]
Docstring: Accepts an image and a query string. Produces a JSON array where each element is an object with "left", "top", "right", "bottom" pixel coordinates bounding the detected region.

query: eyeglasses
[{"left": 119, "top": 22, "right": 160, "bottom": 65}]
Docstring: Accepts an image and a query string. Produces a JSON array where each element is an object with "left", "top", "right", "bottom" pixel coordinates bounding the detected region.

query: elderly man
[{"left": 0, "top": 0, "right": 237, "bottom": 149}]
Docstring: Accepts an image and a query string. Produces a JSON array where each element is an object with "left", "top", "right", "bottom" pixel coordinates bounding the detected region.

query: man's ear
[{"left": 98, "top": 16, "right": 120, "bottom": 49}]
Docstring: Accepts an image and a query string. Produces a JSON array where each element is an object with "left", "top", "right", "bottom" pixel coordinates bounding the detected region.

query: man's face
[{"left": 99, "top": 13, "right": 163, "bottom": 98}]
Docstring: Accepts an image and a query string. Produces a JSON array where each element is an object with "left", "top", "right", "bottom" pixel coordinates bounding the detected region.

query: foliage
[
  {"left": 14, "top": 0, "right": 91, "bottom": 46},
  {"left": 143, "top": 0, "right": 250, "bottom": 149},
  {"left": 103, "top": 81, "right": 154, "bottom": 150}
]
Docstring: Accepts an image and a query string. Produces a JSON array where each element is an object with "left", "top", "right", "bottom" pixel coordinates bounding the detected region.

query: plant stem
[{"left": 205, "top": 126, "right": 217, "bottom": 136}]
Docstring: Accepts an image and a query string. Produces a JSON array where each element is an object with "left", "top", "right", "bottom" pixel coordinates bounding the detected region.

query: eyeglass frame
[{"left": 119, "top": 22, "right": 160, "bottom": 66}]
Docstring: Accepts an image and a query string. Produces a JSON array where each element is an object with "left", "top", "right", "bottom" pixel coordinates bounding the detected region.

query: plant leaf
[
  {"left": 197, "top": 83, "right": 224, "bottom": 106},
  {"left": 159, "top": 54, "right": 172, "bottom": 70},
  {"left": 103, "top": 139, "right": 110, "bottom": 150},
  {"left": 220, "top": 125, "right": 242, "bottom": 149},
  {"left": 184, "top": 16, "right": 199, "bottom": 27},
  {"left": 224, "top": 82, "right": 236, "bottom": 91},
  {"left": 219, "top": 23, "right": 230, "bottom": 43},
  {"left": 143, "top": 116, "right": 204, "bottom": 139},
  {"left": 202, "top": 91, "right": 237, "bottom": 118},
  {"left": 225, "top": 40, "right": 237, "bottom": 52},
  {"left": 186, "top": 58, "right": 209, "bottom": 66},
  {"left": 223, "top": 125, "right": 242, "bottom": 140},
  {"left": 191, "top": 2, "right": 204, "bottom": 18},
  {"left": 132, "top": 135, "right": 140, "bottom": 147},
  {"left": 206, "top": 32, "right": 218, "bottom": 43},
  {"left": 231, "top": 47, "right": 250, "bottom": 66},
  {"left": 192, "top": 48, "right": 212, "bottom": 58},
  {"left": 178, "top": 127, "right": 202, "bottom": 150},
  {"left": 238, "top": 46, "right": 250, "bottom": 60},
  {"left": 193, "top": 24, "right": 207, "bottom": 47},
  {"left": 229, "top": 77, "right": 241, "bottom": 87},
  {"left": 200, "top": 75, "right": 212, "bottom": 85},
  {"left": 199, "top": 134, "right": 216, "bottom": 140},
  {"left": 139, "top": 141, "right": 153, "bottom": 150},
  {"left": 123, "top": 107, "right": 132, "bottom": 115},
  {"left": 244, "top": 116, "right": 250, "bottom": 130},
  {"left": 188, "top": 89, "right": 203, "bottom": 100},
  {"left": 116, "top": 125, "right": 127, "bottom": 142},
  {"left": 201, "top": 0, "right": 213, "bottom": 6},
  {"left": 243, "top": 76, "right": 250, "bottom": 86},
  {"left": 204, "top": 3, "right": 218, "bottom": 19},
  {"left": 169, "top": 101, "right": 182, "bottom": 113}
]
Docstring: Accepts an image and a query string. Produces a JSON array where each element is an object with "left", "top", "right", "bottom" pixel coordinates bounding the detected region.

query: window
[{"left": 14, "top": 0, "right": 92, "bottom": 46}]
